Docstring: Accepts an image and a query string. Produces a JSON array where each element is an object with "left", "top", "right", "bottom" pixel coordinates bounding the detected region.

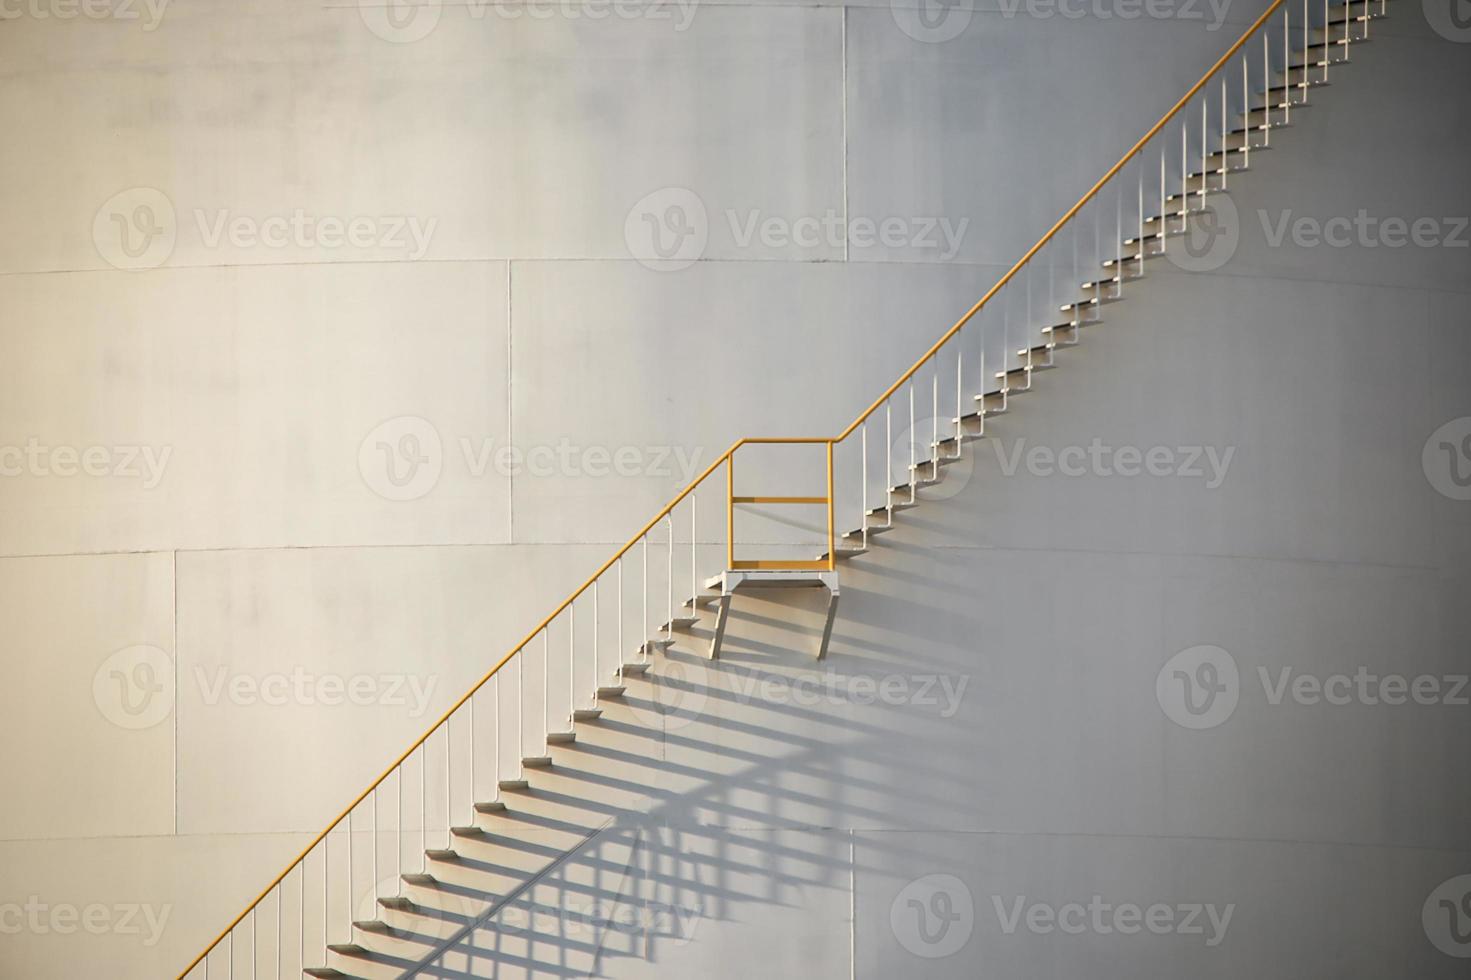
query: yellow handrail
[
  {"left": 177, "top": 5, "right": 1286, "bottom": 973},
  {"left": 835, "top": 0, "right": 1285, "bottom": 442}
]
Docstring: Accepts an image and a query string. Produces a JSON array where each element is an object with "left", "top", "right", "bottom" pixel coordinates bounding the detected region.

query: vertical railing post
[
  {"left": 726, "top": 454, "right": 734, "bottom": 570},
  {"left": 1302, "top": 0, "right": 1310, "bottom": 102},
  {"left": 825, "top": 441, "right": 835, "bottom": 571}
]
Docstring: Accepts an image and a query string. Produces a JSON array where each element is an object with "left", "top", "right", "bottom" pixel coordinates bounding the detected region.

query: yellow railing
[{"left": 177, "top": 1, "right": 1309, "bottom": 973}]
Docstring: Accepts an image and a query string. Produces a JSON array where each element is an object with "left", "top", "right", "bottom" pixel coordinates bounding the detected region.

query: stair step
[
  {"left": 682, "top": 593, "right": 722, "bottom": 610},
  {"left": 497, "top": 778, "right": 530, "bottom": 791},
  {"left": 595, "top": 685, "right": 626, "bottom": 699},
  {"left": 378, "top": 896, "right": 415, "bottom": 912},
  {"left": 573, "top": 707, "right": 603, "bottom": 721},
  {"left": 304, "top": 969, "right": 348, "bottom": 979},
  {"left": 661, "top": 616, "right": 699, "bottom": 633},
  {"left": 353, "top": 919, "right": 393, "bottom": 934},
  {"left": 618, "top": 661, "right": 650, "bottom": 677},
  {"left": 816, "top": 546, "right": 867, "bottom": 562},
  {"left": 641, "top": 638, "right": 675, "bottom": 654},
  {"left": 425, "top": 849, "right": 458, "bottom": 862},
  {"left": 451, "top": 825, "right": 487, "bottom": 838},
  {"left": 327, "top": 944, "right": 370, "bottom": 958},
  {"left": 889, "top": 477, "right": 940, "bottom": 496},
  {"left": 866, "top": 499, "right": 918, "bottom": 518},
  {"left": 401, "top": 873, "right": 436, "bottom": 887},
  {"left": 1078, "top": 275, "right": 1125, "bottom": 293},
  {"left": 473, "top": 800, "right": 507, "bottom": 814},
  {"left": 1042, "top": 322, "right": 1081, "bottom": 346},
  {"left": 1060, "top": 296, "right": 1104, "bottom": 314},
  {"left": 546, "top": 731, "right": 577, "bottom": 745},
  {"left": 521, "top": 755, "right": 553, "bottom": 768}
]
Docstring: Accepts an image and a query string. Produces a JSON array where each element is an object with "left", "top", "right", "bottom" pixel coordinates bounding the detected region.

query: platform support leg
[
  {"left": 708, "top": 593, "right": 732, "bottom": 661},
  {"left": 816, "top": 588, "right": 840, "bottom": 661}
]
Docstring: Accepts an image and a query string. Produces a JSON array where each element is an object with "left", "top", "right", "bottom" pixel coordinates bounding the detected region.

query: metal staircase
[{"left": 177, "top": 0, "right": 1388, "bottom": 975}]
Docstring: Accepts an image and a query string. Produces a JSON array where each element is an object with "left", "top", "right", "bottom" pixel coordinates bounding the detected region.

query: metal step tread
[
  {"left": 546, "top": 731, "right": 577, "bottom": 745},
  {"left": 573, "top": 707, "right": 603, "bottom": 721},
  {"left": 522, "top": 755, "right": 554, "bottom": 767}
]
